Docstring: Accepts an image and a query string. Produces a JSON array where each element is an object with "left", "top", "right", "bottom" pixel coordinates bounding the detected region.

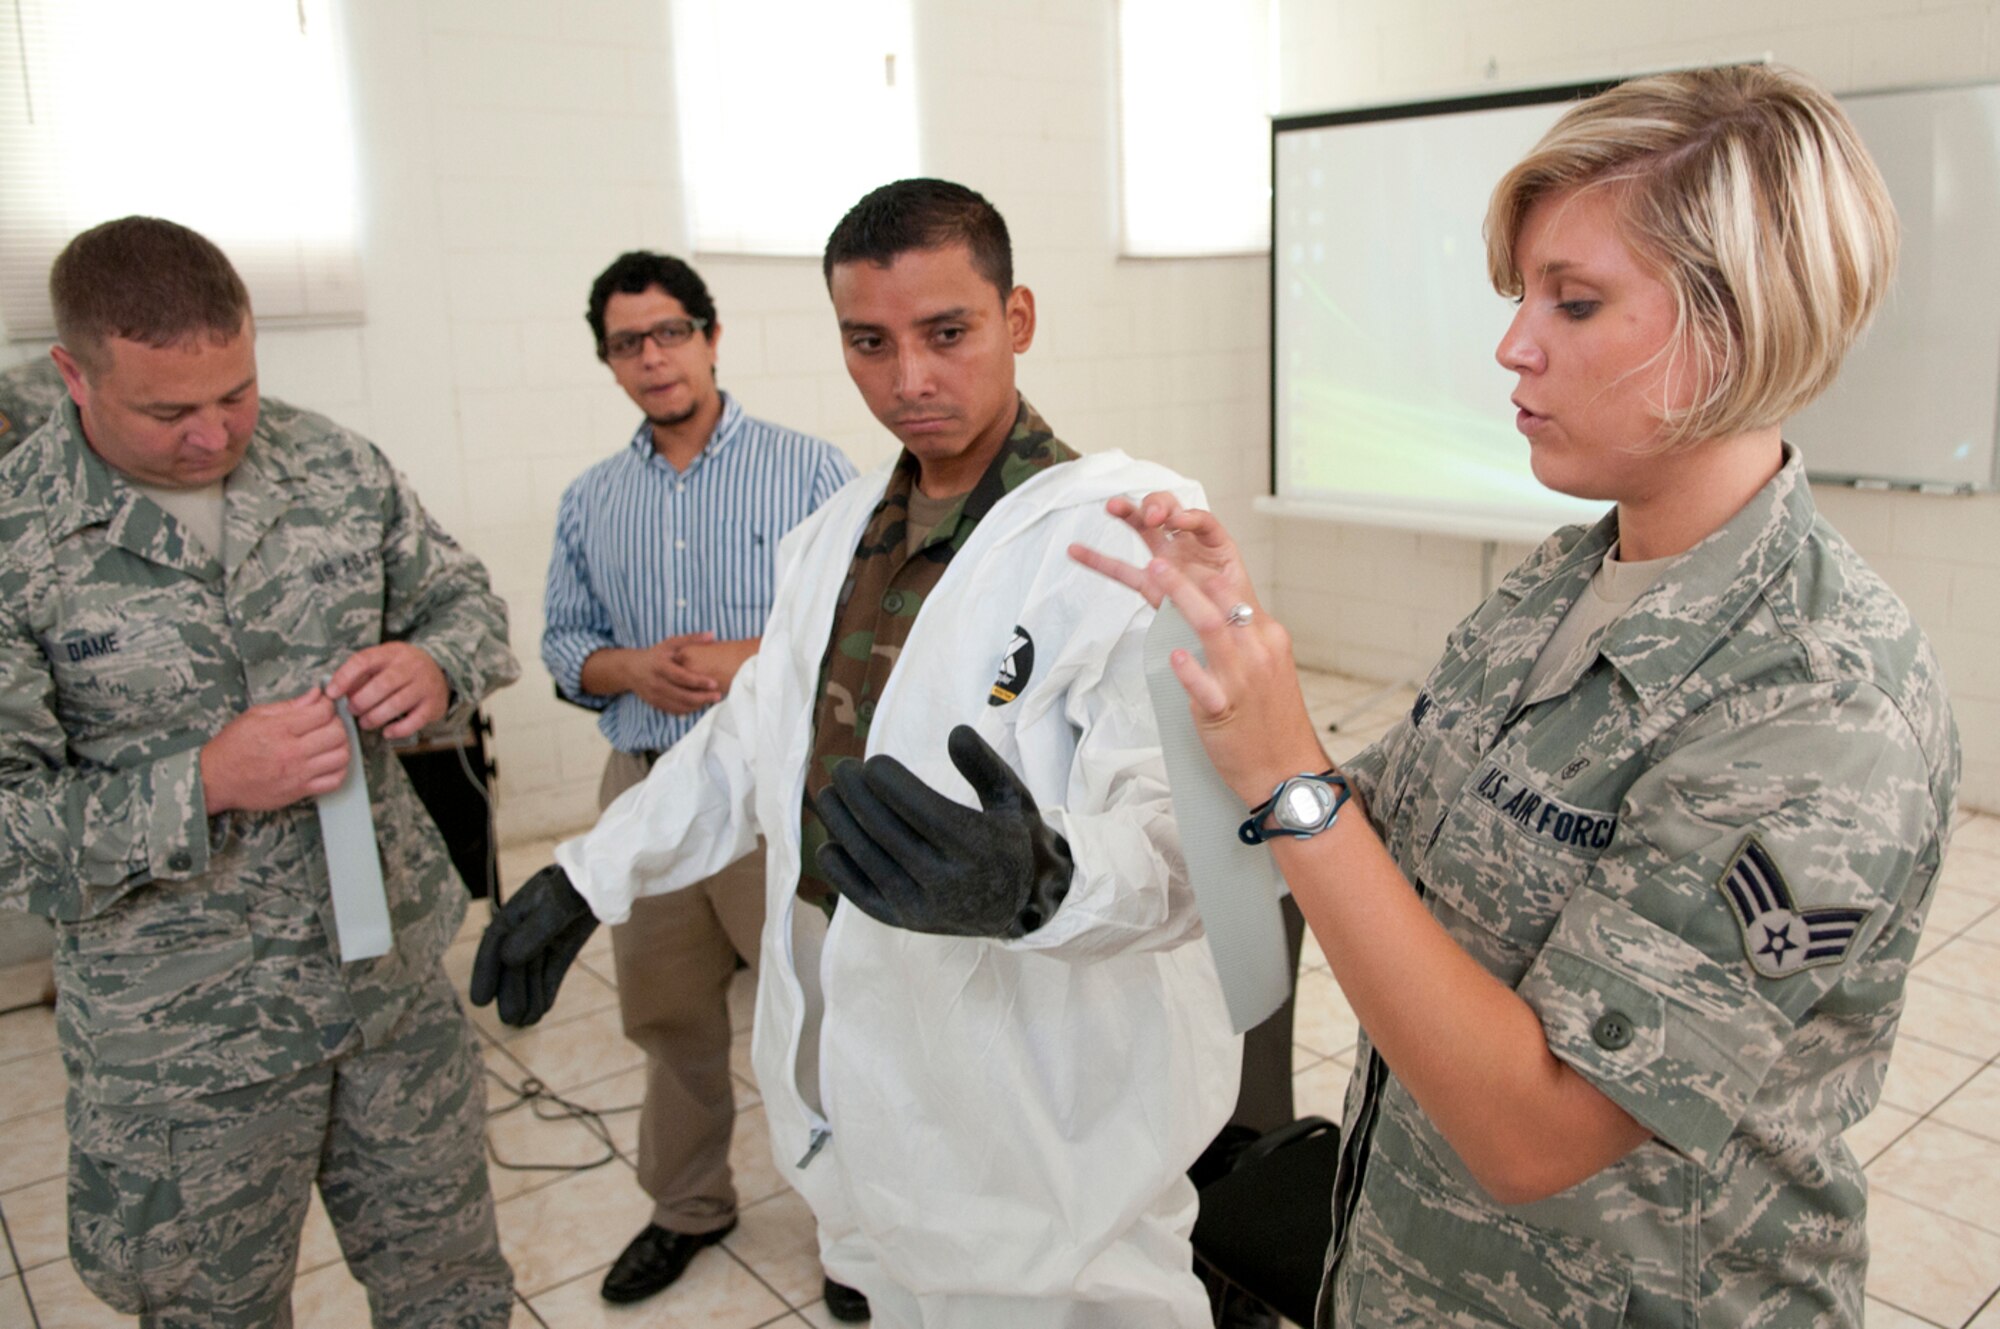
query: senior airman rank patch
[{"left": 1720, "top": 835, "right": 1873, "bottom": 979}]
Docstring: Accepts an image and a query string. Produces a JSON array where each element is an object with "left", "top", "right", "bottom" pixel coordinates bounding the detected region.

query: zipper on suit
[{"left": 780, "top": 889, "right": 835, "bottom": 1159}]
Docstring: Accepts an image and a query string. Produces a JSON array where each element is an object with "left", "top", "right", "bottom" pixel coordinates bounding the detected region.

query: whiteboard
[
  {"left": 1269, "top": 79, "right": 2000, "bottom": 540},
  {"left": 1790, "top": 84, "right": 2000, "bottom": 490}
]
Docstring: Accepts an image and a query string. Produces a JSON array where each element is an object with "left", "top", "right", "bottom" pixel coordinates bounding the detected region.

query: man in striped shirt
[{"left": 541, "top": 251, "right": 857, "bottom": 1309}]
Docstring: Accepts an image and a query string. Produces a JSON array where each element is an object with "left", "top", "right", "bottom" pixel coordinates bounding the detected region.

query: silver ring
[{"left": 1225, "top": 602, "right": 1255, "bottom": 628}]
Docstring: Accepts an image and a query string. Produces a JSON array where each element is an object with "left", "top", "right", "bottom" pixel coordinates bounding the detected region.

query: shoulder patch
[
  {"left": 988, "top": 625, "right": 1034, "bottom": 706},
  {"left": 1719, "top": 835, "right": 1873, "bottom": 979}
]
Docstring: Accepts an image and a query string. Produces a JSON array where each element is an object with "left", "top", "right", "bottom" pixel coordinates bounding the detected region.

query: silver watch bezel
[{"left": 1269, "top": 776, "right": 1339, "bottom": 834}]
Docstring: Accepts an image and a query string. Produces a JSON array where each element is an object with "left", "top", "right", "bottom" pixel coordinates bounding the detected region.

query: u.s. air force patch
[{"left": 1719, "top": 835, "right": 1873, "bottom": 979}]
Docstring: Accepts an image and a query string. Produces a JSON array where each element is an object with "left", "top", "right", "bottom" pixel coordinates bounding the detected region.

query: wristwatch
[{"left": 1238, "top": 770, "right": 1349, "bottom": 844}]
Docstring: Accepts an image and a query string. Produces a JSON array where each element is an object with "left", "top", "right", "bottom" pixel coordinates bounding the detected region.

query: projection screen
[{"left": 1268, "top": 78, "right": 2000, "bottom": 544}]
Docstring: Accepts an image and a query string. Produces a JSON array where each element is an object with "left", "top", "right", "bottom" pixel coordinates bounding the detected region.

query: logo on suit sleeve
[
  {"left": 1719, "top": 835, "right": 1873, "bottom": 979},
  {"left": 988, "top": 626, "right": 1034, "bottom": 706}
]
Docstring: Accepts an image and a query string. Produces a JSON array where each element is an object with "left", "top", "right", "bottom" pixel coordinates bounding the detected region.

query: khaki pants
[{"left": 599, "top": 749, "right": 765, "bottom": 1234}]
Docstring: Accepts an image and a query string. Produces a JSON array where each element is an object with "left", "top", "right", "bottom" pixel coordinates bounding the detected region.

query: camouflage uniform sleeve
[
  {"left": 1341, "top": 732, "right": 1397, "bottom": 821},
  {"left": 1516, "top": 679, "right": 1941, "bottom": 1167},
  {"left": 367, "top": 442, "right": 520, "bottom": 725},
  {"left": 0, "top": 555, "right": 210, "bottom": 921}
]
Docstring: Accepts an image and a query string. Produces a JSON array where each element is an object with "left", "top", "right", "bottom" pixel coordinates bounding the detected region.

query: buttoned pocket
[
  {"left": 66, "top": 1097, "right": 194, "bottom": 1313},
  {"left": 1518, "top": 887, "right": 1789, "bottom": 1167},
  {"left": 47, "top": 611, "right": 196, "bottom": 741},
  {"left": 1418, "top": 761, "right": 1617, "bottom": 977},
  {"left": 227, "top": 533, "right": 374, "bottom": 699},
  {"left": 300, "top": 542, "right": 385, "bottom": 642},
  {"left": 58, "top": 887, "right": 254, "bottom": 1082}
]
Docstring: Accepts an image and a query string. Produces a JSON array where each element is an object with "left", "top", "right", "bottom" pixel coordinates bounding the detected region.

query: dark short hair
[
  {"left": 822, "top": 179, "right": 1013, "bottom": 300},
  {"left": 586, "top": 251, "right": 718, "bottom": 359},
  {"left": 50, "top": 217, "right": 251, "bottom": 374}
]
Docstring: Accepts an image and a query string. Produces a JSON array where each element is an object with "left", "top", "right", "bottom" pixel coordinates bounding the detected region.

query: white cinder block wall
[
  {"left": 1273, "top": 0, "right": 2000, "bottom": 815},
  {"left": 247, "top": 0, "right": 1268, "bottom": 842},
  {"left": 9, "top": 0, "right": 1995, "bottom": 838}
]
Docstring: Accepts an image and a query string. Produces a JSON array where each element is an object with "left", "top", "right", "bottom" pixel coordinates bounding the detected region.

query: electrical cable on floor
[
  {"left": 481, "top": 1060, "right": 641, "bottom": 1175},
  {"left": 447, "top": 709, "right": 653, "bottom": 1179}
]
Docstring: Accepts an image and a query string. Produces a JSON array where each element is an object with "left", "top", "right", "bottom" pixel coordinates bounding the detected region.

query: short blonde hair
[{"left": 1486, "top": 64, "right": 1899, "bottom": 449}]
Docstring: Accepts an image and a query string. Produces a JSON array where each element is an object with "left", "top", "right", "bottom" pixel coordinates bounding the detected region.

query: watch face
[{"left": 1277, "top": 780, "right": 1332, "bottom": 830}]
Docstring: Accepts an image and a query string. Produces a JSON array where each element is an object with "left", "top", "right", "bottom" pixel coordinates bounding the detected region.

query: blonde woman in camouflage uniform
[
  {"left": 1078, "top": 65, "right": 1959, "bottom": 1328},
  {"left": 0, "top": 218, "right": 519, "bottom": 1327}
]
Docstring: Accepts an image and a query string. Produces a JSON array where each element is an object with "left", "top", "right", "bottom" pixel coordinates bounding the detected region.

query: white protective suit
[{"left": 557, "top": 448, "right": 1240, "bottom": 1328}]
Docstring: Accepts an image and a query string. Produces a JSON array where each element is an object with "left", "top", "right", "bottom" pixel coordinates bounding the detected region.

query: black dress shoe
[
  {"left": 599, "top": 1219, "right": 737, "bottom": 1304},
  {"left": 1217, "top": 1288, "right": 1280, "bottom": 1329},
  {"left": 822, "top": 1274, "right": 872, "bottom": 1322}
]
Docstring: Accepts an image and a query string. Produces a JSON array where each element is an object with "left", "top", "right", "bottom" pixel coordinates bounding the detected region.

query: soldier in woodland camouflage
[
  {"left": 795, "top": 398, "right": 1076, "bottom": 909},
  {"left": 1075, "top": 66, "right": 1958, "bottom": 1327},
  {"left": 475, "top": 179, "right": 1239, "bottom": 1327},
  {"left": 0, "top": 217, "right": 518, "bottom": 1327}
]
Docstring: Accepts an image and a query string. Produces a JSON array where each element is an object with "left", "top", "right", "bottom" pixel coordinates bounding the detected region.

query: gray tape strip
[
  {"left": 317, "top": 698, "right": 393, "bottom": 963},
  {"left": 1144, "top": 602, "right": 1289, "bottom": 1034}
]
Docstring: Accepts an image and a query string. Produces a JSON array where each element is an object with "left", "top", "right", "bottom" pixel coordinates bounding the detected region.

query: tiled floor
[{"left": 2, "top": 670, "right": 1998, "bottom": 1326}]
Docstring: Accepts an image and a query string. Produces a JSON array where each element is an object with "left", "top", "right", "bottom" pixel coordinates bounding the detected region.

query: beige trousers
[{"left": 599, "top": 749, "right": 766, "bottom": 1235}]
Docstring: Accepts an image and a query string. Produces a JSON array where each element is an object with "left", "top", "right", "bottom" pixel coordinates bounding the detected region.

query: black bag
[{"left": 1192, "top": 1116, "right": 1340, "bottom": 1327}]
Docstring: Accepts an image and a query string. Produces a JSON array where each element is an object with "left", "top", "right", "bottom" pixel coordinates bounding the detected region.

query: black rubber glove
[
  {"left": 468, "top": 864, "right": 599, "bottom": 1026},
  {"left": 813, "top": 724, "right": 1073, "bottom": 938}
]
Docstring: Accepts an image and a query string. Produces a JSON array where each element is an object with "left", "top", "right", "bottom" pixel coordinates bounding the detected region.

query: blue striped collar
[{"left": 624, "top": 390, "right": 745, "bottom": 471}]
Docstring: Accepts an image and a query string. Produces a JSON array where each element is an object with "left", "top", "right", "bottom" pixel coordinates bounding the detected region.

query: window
[
  {"left": 0, "top": 0, "right": 362, "bottom": 339},
  {"left": 1118, "top": 0, "right": 1273, "bottom": 256},
  {"left": 671, "top": 0, "right": 918, "bottom": 256}
]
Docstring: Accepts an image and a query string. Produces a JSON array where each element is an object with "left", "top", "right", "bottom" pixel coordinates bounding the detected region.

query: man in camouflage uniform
[
  {"left": 1322, "top": 449, "right": 1958, "bottom": 1325},
  {"left": 0, "top": 217, "right": 518, "bottom": 1327},
  {"left": 791, "top": 393, "right": 1078, "bottom": 910},
  {"left": 0, "top": 355, "right": 69, "bottom": 459},
  {"left": 474, "top": 179, "right": 1237, "bottom": 1327},
  {"left": 0, "top": 355, "right": 298, "bottom": 1015}
]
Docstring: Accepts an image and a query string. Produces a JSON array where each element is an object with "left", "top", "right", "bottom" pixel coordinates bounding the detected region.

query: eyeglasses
[{"left": 603, "top": 316, "right": 709, "bottom": 360}]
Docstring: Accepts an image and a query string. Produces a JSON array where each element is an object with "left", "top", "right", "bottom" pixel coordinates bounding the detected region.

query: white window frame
[
  {"left": 0, "top": 0, "right": 363, "bottom": 340},
  {"left": 1117, "top": 0, "right": 1274, "bottom": 258},
  {"left": 670, "top": 0, "right": 920, "bottom": 258}
]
